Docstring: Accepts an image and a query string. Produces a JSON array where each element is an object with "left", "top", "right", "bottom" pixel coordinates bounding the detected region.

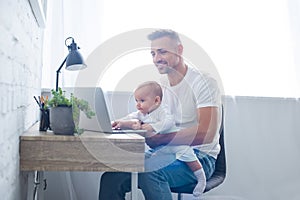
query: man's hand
[
  {"left": 145, "top": 132, "right": 176, "bottom": 149},
  {"left": 141, "top": 123, "right": 154, "bottom": 132},
  {"left": 145, "top": 134, "right": 161, "bottom": 149}
]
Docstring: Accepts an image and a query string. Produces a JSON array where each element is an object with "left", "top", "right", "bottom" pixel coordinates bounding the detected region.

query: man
[{"left": 99, "top": 29, "right": 222, "bottom": 200}]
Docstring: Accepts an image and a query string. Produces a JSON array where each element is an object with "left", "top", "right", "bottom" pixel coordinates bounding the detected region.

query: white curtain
[
  {"left": 42, "top": 0, "right": 300, "bottom": 98},
  {"left": 42, "top": 0, "right": 104, "bottom": 90}
]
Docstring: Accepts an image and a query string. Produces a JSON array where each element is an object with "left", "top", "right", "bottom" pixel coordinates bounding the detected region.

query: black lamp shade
[
  {"left": 65, "top": 38, "right": 87, "bottom": 71},
  {"left": 55, "top": 37, "right": 87, "bottom": 91},
  {"left": 65, "top": 50, "right": 87, "bottom": 71}
]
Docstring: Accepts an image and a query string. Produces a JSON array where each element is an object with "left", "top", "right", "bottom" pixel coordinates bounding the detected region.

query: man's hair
[
  {"left": 136, "top": 81, "right": 163, "bottom": 99},
  {"left": 147, "top": 29, "right": 181, "bottom": 44}
]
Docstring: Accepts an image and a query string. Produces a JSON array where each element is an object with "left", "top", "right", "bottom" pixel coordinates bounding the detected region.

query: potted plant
[{"left": 47, "top": 88, "right": 95, "bottom": 135}]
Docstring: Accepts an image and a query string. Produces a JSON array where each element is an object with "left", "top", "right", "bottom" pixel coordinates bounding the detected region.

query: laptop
[{"left": 72, "top": 87, "right": 146, "bottom": 134}]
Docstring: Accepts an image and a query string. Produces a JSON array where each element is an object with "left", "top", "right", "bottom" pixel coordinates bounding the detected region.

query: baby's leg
[{"left": 186, "top": 161, "right": 206, "bottom": 199}]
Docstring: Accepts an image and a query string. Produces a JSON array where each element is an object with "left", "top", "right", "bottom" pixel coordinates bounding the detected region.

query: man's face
[{"left": 150, "top": 36, "right": 182, "bottom": 74}]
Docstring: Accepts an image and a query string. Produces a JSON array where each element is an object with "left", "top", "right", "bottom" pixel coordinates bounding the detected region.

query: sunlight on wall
[
  {"left": 98, "top": 50, "right": 159, "bottom": 91},
  {"left": 43, "top": 0, "right": 300, "bottom": 97},
  {"left": 97, "top": 0, "right": 299, "bottom": 97}
]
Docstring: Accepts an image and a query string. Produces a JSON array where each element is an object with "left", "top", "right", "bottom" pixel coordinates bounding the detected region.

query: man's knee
[
  {"left": 138, "top": 171, "right": 162, "bottom": 188},
  {"left": 100, "top": 172, "right": 121, "bottom": 184},
  {"left": 100, "top": 172, "right": 110, "bottom": 183},
  {"left": 99, "top": 172, "right": 130, "bottom": 200},
  {"left": 100, "top": 172, "right": 131, "bottom": 190}
]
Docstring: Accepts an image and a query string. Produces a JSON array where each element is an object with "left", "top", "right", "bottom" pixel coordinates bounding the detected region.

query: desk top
[
  {"left": 20, "top": 123, "right": 145, "bottom": 172},
  {"left": 21, "top": 123, "right": 145, "bottom": 142}
]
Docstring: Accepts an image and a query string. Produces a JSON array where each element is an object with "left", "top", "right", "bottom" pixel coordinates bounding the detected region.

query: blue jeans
[{"left": 98, "top": 149, "right": 216, "bottom": 200}]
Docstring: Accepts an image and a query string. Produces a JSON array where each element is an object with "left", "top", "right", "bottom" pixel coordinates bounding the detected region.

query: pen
[{"left": 34, "top": 96, "right": 41, "bottom": 107}]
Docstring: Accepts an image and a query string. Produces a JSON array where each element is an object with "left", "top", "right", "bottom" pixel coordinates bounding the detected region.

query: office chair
[{"left": 170, "top": 107, "right": 226, "bottom": 200}]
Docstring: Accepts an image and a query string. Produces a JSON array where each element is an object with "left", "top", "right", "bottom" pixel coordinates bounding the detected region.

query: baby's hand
[
  {"left": 131, "top": 121, "right": 142, "bottom": 130},
  {"left": 111, "top": 121, "right": 121, "bottom": 129}
]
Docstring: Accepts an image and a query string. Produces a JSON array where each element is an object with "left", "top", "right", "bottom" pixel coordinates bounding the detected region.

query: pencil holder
[{"left": 39, "top": 109, "right": 50, "bottom": 131}]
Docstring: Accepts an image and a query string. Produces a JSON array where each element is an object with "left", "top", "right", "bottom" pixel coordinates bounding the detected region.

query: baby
[{"left": 112, "top": 81, "right": 206, "bottom": 198}]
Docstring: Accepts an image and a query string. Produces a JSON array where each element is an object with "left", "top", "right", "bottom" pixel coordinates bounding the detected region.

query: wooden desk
[{"left": 20, "top": 123, "right": 145, "bottom": 200}]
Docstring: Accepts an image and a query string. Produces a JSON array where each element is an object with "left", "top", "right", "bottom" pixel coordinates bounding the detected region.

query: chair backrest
[
  {"left": 204, "top": 114, "right": 226, "bottom": 192},
  {"left": 170, "top": 106, "right": 226, "bottom": 195}
]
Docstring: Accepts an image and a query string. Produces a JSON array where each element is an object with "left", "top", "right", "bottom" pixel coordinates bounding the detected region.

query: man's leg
[
  {"left": 139, "top": 152, "right": 216, "bottom": 199},
  {"left": 98, "top": 164, "right": 188, "bottom": 200},
  {"left": 138, "top": 160, "right": 198, "bottom": 200},
  {"left": 99, "top": 152, "right": 215, "bottom": 200},
  {"left": 98, "top": 172, "right": 131, "bottom": 200}
]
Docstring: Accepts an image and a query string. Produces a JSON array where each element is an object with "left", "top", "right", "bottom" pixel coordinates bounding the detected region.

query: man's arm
[{"left": 145, "top": 106, "right": 219, "bottom": 148}]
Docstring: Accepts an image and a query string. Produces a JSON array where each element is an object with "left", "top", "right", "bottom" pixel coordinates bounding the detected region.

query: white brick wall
[{"left": 0, "top": 0, "right": 44, "bottom": 199}]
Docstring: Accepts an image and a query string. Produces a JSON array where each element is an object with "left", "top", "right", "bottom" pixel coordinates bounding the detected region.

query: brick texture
[{"left": 0, "top": 0, "right": 44, "bottom": 199}]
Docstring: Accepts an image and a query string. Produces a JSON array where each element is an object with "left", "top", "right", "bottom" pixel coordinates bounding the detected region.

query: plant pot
[{"left": 49, "top": 106, "right": 75, "bottom": 135}]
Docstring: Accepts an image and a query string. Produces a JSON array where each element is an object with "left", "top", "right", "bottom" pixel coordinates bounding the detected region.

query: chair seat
[{"left": 170, "top": 171, "right": 226, "bottom": 194}]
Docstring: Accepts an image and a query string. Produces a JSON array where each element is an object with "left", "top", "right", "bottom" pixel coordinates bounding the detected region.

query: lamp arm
[{"left": 56, "top": 56, "right": 68, "bottom": 91}]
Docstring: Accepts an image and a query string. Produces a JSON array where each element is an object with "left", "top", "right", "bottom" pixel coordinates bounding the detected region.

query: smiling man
[{"left": 99, "top": 29, "right": 222, "bottom": 200}]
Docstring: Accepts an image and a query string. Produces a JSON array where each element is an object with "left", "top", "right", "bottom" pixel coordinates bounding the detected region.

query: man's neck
[{"left": 168, "top": 63, "right": 187, "bottom": 86}]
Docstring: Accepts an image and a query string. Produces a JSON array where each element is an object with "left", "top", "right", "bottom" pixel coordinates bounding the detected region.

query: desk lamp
[{"left": 56, "top": 37, "right": 87, "bottom": 91}]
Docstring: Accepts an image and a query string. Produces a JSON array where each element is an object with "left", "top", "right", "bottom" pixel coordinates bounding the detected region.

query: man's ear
[{"left": 177, "top": 44, "right": 183, "bottom": 55}]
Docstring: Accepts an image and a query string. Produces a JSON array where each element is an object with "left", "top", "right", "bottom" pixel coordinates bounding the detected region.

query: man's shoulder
[
  {"left": 187, "top": 66, "right": 217, "bottom": 85},
  {"left": 187, "top": 66, "right": 207, "bottom": 78}
]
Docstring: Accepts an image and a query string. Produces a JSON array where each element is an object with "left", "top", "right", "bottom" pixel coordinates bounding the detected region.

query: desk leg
[
  {"left": 131, "top": 172, "right": 138, "bottom": 200},
  {"left": 26, "top": 171, "right": 45, "bottom": 200}
]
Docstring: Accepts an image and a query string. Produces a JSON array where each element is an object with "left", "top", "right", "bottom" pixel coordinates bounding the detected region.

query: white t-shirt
[{"left": 161, "top": 66, "right": 221, "bottom": 159}]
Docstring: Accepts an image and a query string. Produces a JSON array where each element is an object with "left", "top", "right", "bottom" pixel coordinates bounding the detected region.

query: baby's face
[{"left": 134, "top": 88, "right": 160, "bottom": 114}]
